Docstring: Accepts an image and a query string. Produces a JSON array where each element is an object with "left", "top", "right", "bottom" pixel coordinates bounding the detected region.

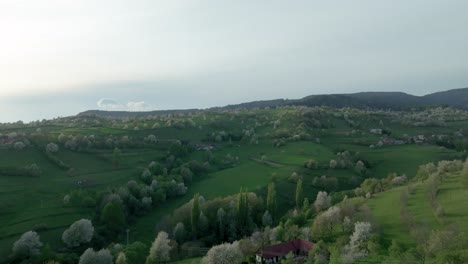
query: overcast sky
[{"left": 1, "top": 0, "right": 468, "bottom": 122}]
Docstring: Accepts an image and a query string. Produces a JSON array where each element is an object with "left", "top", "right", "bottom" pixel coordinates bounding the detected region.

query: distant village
[{"left": 367, "top": 128, "right": 462, "bottom": 149}]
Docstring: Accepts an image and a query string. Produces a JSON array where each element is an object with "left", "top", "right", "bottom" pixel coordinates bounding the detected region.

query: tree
[
  {"left": 141, "top": 169, "right": 152, "bottom": 184},
  {"left": 199, "top": 212, "right": 209, "bottom": 235},
  {"left": 303, "top": 198, "right": 310, "bottom": 211},
  {"left": 147, "top": 231, "right": 172, "bottom": 263},
  {"left": 388, "top": 240, "right": 402, "bottom": 258},
  {"left": 191, "top": 193, "right": 200, "bottom": 237},
  {"left": 350, "top": 222, "right": 372, "bottom": 251},
  {"left": 113, "top": 148, "right": 122, "bottom": 167},
  {"left": 146, "top": 134, "right": 158, "bottom": 143},
  {"left": 173, "top": 222, "right": 186, "bottom": 244},
  {"left": 62, "top": 219, "right": 94, "bottom": 248},
  {"left": 202, "top": 242, "right": 243, "bottom": 264},
  {"left": 125, "top": 241, "right": 148, "bottom": 264},
  {"left": 343, "top": 216, "right": 353, "bottom": 233},
  {"left": 308, "top": 240, "right": 329, "bottom": 264},
  {"left": 46, "top": 143, "right": 59, "bottom": 153},
  {"left": 342, "top": 221, "right": 372, "bottom": 263},
  {"left": 314, "top": 191, "right": 331, "bottom": 212},
  {"left": 237, "top": 189, "right": 249, "bottom": 234},
  {"left": 304, "top": 159, "right": 318, "bottom": 169},
  {"left": 101, "top": 202, "right": 125, "bottom": 234},
  {"left": 217, "top": 208, "right": 226, "bottom": 239},
  {"left": 322, "top": 206, "right": 341, "bottom": 233},
  {"left": 296, "top": 179, "right": 303, "bottom": 208},
  {"left": 79, "top": 248, "right": 113, "bottom": 264},
  {"left": 266, "top": 182, "right": 277, "bottom": 221},
  {"left": 12, "top": 231, "right": 43, "bottom": 259},
  {"left": 116, "top": 252, "right": 127, "bottom": 264},
  {"left": 14, "top": 141, "right": 26, "bottom": 150},
  {"left": 425, "top": 228, "right": 463, "bottom": 258},
  {"left": 262, "top": 210, "right": 273, "bottom": 227}
]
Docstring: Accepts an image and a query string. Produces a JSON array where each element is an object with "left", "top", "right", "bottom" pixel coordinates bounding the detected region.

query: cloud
[
  {"left": 97, "top": 98, "right": 155, "bottom": 111},
  {"left": 97, "top": 98, "right": 123, "bottom": 110},
  {"left": 127, "top": 101, "right": 152, "bottom": 111}
]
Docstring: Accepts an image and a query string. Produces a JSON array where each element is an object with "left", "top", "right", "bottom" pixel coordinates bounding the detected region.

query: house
[
  {"left": 369, "top": 128, "right": 382, "bottom": 134},
  {"left": 256, "top": 239, "right": 314, "bottom": 264}
]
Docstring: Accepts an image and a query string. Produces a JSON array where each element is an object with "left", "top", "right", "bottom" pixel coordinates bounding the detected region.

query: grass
[
  {"left": 437, "top": 173, "right": 468, "bottom": 244},
  {"left": 366, "top": 186, "right": 415, "bottom": 248},
  {"left": 357, "top": 145, "right": 458, "bottom": 178},
  {"left": 0, "top": 147, "right": 157, "bottom": 259},
  {"left": 366, "top": 171, "right": 468, "bottom": 253}
]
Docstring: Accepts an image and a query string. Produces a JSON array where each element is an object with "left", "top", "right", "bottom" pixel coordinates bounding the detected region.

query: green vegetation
[{"left": 0, "top": 105, "right": 467, "bottom": 263}]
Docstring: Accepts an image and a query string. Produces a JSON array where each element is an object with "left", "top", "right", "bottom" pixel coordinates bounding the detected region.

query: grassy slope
[
  {"left": 437, "top": 173, "right": 468, "bottom": 244},
  {"left": 366, "top": 172, "right": 467, "bottom": 256},
  {"left": 0, "top": 147, "right": 147, "bottom": 258}
]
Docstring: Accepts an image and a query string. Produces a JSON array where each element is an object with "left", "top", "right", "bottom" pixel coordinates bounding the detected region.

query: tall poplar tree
[
  {"left": 296, "top": 179, "right": 303, "bottom": 208},
  {"left": 237, "top": 188, "right": 249, "bottom": 234},
  {"left": 191, "top": 193, "right": 200, "bottom": 237},
  {"left": 266, "top": 182, "right": 277, "bottom": 222}
]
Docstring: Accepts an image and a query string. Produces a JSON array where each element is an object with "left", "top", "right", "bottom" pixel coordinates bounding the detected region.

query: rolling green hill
[{"left": 0, "top": 103, "right": 467, "bottom": 263}]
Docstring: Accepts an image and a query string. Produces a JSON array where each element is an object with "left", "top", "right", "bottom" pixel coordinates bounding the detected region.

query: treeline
[{"left": 0, "top": 164, "right": 42, "bottom": 177}]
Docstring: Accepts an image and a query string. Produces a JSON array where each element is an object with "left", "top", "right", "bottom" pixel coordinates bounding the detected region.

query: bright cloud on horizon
[{"left": 97, "top": 98, "right": 154, "bottom": 112}]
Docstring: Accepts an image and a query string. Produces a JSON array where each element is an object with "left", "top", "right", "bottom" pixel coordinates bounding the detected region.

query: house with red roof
[{"left": 255, "top": 239, "right": 314, "bottom": 263}]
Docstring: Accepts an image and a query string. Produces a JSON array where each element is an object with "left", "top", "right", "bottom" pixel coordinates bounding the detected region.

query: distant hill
[
  {"left": 422, "top": 87, "right": 468, "bottom": 107},
  {"left": 78, "top": 87, "right": 468, "bottom": 118},
  {"left": 292, "top": 92, "right": 423, "bottom": 110},
  {"left": 78, "top": 109, "right": 201, "bottom": 118}
]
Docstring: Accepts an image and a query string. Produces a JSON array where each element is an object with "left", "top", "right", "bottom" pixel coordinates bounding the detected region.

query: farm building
[{"left": 256, "top": 239, "right": 314, "bottom": 263}]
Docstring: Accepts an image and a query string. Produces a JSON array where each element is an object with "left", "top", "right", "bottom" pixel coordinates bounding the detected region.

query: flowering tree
[
  {"left": 12, "top": 231, "right": 43, "bottom": 259},
  {"left": 62, "top": 219, "right": 94, "bottom": 248},
  {"left": 202, "top": 242, "right": 243, "bottom": 264},
  {"left": 147, "top": 231, "right": 172, "bottom": 263}
]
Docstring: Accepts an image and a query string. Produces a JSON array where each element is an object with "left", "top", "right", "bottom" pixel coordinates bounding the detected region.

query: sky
[{"left": 1, "top": 0, "right": 468, "bottom": 122}]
